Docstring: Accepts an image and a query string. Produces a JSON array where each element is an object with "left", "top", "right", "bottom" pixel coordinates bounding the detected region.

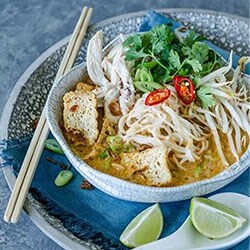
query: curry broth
[
  {"left": 62, "top": 77, "right": 249, "bottom": 187},
  {"left": 64, "top": 121, "right": 248, "bottom": 187}
]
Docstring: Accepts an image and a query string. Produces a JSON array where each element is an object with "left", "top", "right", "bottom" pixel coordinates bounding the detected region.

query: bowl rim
[{"left": 46, "top": 34, "right": 250, "bottom": 195}]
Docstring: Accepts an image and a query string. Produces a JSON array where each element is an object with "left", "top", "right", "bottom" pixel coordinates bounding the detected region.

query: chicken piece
[
  {"left": 76, "top": 82, "right": 95, "bottom": 93},
  {"left": 87, "top": 31, "right": 110, "bottom": 103},
  {"left": 114, "top": 57, "right": 135, "bottom": 115},
  {"left": 106, "top": 34, "right": 125, "bottom": 61},
  {"left": 102, "top": 42, "right": 135, "bottom": 121},
  {"left": 121, "top": 146, "right": 172, "bottom": 186},
  {"left": 101, "top": 57, "right": 120, "bottom": 87},
  {"left": 86, "top": 31, "right": 109, "bottom": 87},
  {"left": 111, "top": 43, "right": 135, "bottom": 115},
  {"left": 104, "top": 88, "right": 121, "bottom": 124},
  {"left": 63, "top": 91, "right": 99, "bottom": 145},
  {"left": 86, "top": 31, "right": 135, "bottom": 123}
]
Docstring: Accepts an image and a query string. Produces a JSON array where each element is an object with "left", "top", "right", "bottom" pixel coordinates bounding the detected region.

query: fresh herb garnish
[
  {"left": 123, "top": 24, "right": 221, "bottom": 107},
  {"left": 197, "top": 86, "right": 216, "bottom": 109}
]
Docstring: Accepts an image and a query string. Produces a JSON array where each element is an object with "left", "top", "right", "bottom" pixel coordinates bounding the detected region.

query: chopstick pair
[{"left": 4, "top": 6, "right": 93, "bottom": 223}]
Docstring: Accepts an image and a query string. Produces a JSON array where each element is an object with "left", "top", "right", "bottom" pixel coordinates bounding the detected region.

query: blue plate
[{"left": 1, "top": 9, "right": 249, "bottom": 250}]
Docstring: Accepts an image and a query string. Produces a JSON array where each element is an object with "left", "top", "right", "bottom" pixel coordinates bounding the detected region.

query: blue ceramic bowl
[{"left": 46, "top": 36, "right": 250, "bottom": 203}]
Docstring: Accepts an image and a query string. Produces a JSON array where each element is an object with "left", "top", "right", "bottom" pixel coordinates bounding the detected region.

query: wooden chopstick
[{"left": 4, "top": 6, "right": 93, "bottom": 223}]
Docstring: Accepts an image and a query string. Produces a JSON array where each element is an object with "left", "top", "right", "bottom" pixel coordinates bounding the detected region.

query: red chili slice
[
  {"left": 173, "top": 76, "right": 196, "bottom": 105},
  {"left": 145, "top": 89, "right": 171, "bottom": 106}
]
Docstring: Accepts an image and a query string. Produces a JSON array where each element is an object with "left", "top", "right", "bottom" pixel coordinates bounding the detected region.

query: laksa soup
[{"left": 61, "top": 25, "right": 250, "bottom": 187}]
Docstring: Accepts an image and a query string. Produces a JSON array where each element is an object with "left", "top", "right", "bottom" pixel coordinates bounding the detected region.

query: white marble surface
[{"left": 0, "top": 0, "right": 249, "bottom": 249}]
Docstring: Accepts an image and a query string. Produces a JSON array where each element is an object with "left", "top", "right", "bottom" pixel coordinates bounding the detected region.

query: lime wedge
[
  {"left": 119, "top": 203, "right": 163, "bottom": 248},
  {"left": 190, "top": 197, "right": 246, "bottom": 239}
]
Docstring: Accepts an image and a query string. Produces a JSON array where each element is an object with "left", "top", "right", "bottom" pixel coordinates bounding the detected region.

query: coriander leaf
[
  {"left": 183, "top": 31, "right": 205, "bottom": 47},
  {"left": 192, "top": 75, "right": 202, "bottom": 87},
  {"left": 125, "top": 48, "right": 147, "bottom": 61},
  {"left": 152, "top": 66, "right": 170, "bottom": 84},
  {"left": 151, "top": 24, "right": 175, "bottom": 43},
  {"left": 184, "top": 30, "right": 196, "bottom": 46},
  {"left": 152, "top": 40, "right": 165, "bottom": 54},
  {"left": 181, "top": 46, "right": 192, "bottom": 57},
  {"left": 186, "top": 59, "right": 202, "bottom": 73},
  {"left": 161, "top": 48, "right": 170, "bottom": 61},
  {"left": 169, "top": 49, "right": 181, "bottom": 69},
  {"left": 139, "top": 32, "right": 151, "bottom": 51},
  {"left": 178, "top": 67, "right": 190, "bottom": 76},
  {"left": 202, "top": 62, "right": 213, "bottom": 72},
  {"left": 161, "top": 69, "right": 171, "bottom": 83},
  {"left": 197, "top": 86, "right": 216, "bottom": 109},
  {"left": 191, "top": 42, "right": 209, "bottom": 64},
  {"left": 123, "top": 35, "right": 142, "bottom": 49}
]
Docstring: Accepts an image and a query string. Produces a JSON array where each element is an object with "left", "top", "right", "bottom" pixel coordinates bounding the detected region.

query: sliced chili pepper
[
  {"left": 173, "top": 76, "right": 196, "bottom": 105},
  {"left": 145, "top": 88, "right": 171, "bottom": 106}
]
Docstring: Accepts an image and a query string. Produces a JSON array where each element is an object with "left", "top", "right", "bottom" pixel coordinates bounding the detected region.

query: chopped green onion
[
  {"left": 45, "top": 138, "right": 64, "bottom": 155},
  {"left": 106, "top": 135, "right": 123, "bottom": 145},
  {"left": 134, "top": 81, "right": 153, "bottom": 92},
  {"left": 135, "top": 68, "right": 154, "bottom": 82},
  {"left": 106, "top": 135, "right": 124, "bottom": 153},
  {"left": 144, "top": 81, "right": 163, "bottom": 89},
  {"left": 105, "top": 135, "right": 136, "bottom": 154},
  {"left": 140, "top": 61, "right": 158, "bottom": 70},
  {"left": 122, "top": 144, "right": 136, "bottom": 153},
  {"left": 194, "top": 165, "right": 203, "bottom": 177},
  {"left": 55, "top": 170, "right": 73, "bottom": 187},
  {"left": 99, "top": 149, "right": 110, "bottom": 159},
  {"left": 140, "top": 69, "right": 154, "bottom": 82},
  {"left": 110, "top": 144, "right": 123, "bottom": 153},
  {"left": 134, "top": 81, "right": 163, "bottom": 93},
  {"left": 133, "top": 67, "right": 163, "bottom": 93},
  {"left": 102, "top": 158, "right": 112, "bottom": 170}
]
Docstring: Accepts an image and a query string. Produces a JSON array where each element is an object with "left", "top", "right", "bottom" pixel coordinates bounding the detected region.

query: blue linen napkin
[{"left": 0, "top": 10, "right": 249, "bottom": 250}]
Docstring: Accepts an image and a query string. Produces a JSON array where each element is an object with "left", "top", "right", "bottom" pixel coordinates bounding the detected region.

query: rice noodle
[
  {"left": 232, "top": 119, "right": 242, "bottom": 154},
  {"left": 217, "top": 103, "right": 229, "bottom": 133},
  {"left": 226, "top": 127, "right": 239, "bottom": 161},
  {"left": 203, "top": 81, "right": 232, "bottom": 88},
  {"left": 221, "top": 99, "right": 244, "bottom": 130},
  {"left": 116, "top": 50, "right": 249, "bottom": 169},
  {"left": 209, "top": 88, "right": 233, "bottom": 99},
  {"left": 119, "top": 92, "right": 211, "bottom": 166},
  {"left": 204, "top": 112, "right": 229, "bottom": 166},
  {"left": 85, "top": 32, "right": 250, "bottom": 173},
  {"left": 232, "top": 103, "right": 250, "bottom": 135}
]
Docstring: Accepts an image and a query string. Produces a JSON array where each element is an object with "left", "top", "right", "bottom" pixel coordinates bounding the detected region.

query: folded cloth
[{"left": 0, "top": 10, "right": 249, "bottom": 250}]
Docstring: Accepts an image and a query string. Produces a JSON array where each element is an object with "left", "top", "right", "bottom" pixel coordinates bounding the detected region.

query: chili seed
[
  {"left": 46, "top": 157, "right": 57, "bottom": 165},
  {"left": 81, "top": 179, "right": 93, "bottom": 190},
  {"left": 59, "top": 163, "right": 67, "bottom": 170}
]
